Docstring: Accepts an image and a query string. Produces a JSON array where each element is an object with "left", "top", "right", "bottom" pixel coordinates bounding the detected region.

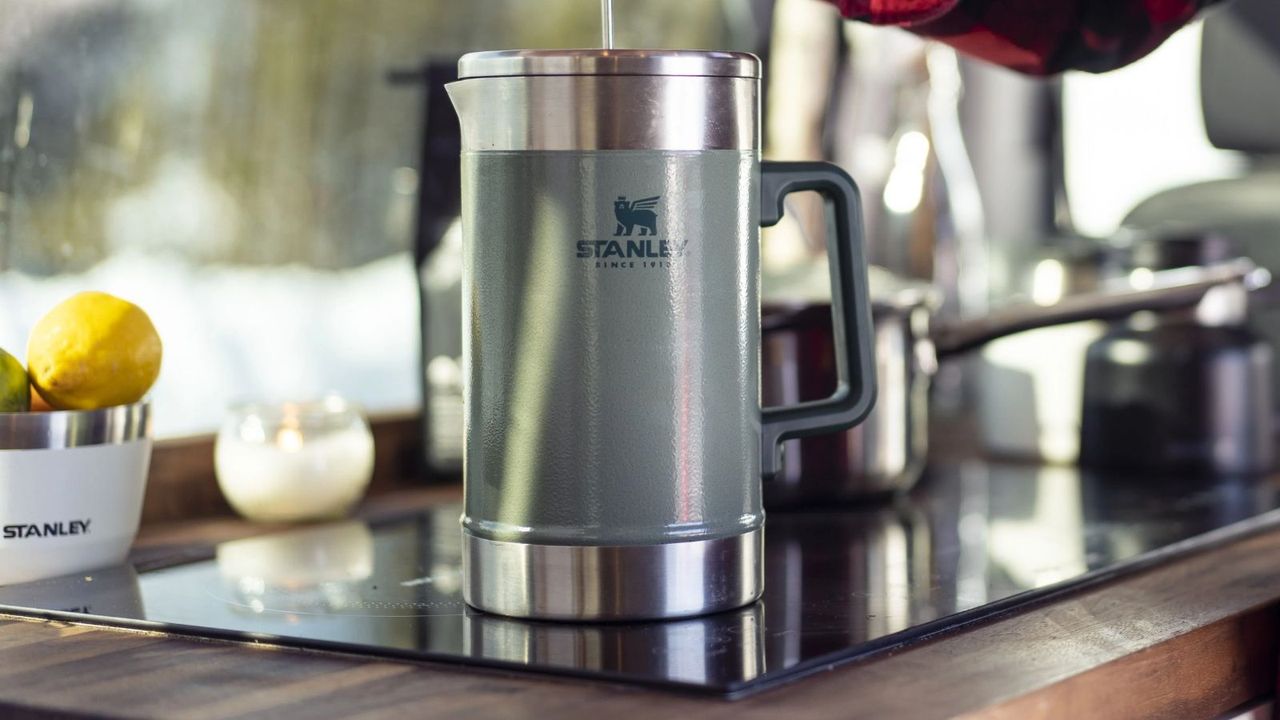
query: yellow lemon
[
  {"left": 0, "top": 347, "right": 29, "bottom": 412},
  {"left": 27, "top": 292, "right": 162, "bottom": 410}
]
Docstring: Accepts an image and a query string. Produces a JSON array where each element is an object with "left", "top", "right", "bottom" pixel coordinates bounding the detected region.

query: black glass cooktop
[{"left": 3, "top": 462, "right": 1280, "bottom": 698}]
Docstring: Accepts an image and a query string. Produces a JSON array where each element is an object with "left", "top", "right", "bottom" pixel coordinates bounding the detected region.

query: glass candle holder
[{"left": 214, "top": 396, "right": 375, "bottom": 523}]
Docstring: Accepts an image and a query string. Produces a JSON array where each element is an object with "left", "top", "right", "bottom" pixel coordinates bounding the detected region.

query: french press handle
[{"left": 759, "top": 161, "right": 878, "bottom": 478}]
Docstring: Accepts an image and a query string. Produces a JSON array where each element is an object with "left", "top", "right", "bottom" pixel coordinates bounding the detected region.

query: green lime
[{"left": 0, "top": 347, "right": 30, "bottom": 412}]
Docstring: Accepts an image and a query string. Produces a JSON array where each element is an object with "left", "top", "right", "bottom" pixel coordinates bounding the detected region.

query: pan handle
[
  {"left": 758, "top": 162, "right": 877, "bottom": 478},
  {"left": 931, "top": 259, "right": 1267, "bottom": 357}
]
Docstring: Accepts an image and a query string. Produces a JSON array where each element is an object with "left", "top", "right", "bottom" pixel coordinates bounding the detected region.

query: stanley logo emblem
[
  {"left": 577, "top": 192, "right": 686, "bottom": 267},
  {"left": 613, "top": 195, "right": 660, "bottom": 236}
]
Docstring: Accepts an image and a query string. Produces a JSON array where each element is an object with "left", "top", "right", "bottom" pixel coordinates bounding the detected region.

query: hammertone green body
[{"left": 461, "top": 150, "right": 763, "bottom": 546}]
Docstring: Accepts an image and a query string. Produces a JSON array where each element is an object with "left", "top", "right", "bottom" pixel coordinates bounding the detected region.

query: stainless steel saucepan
[{"left": 761, "top": 259, "right": 1268, "bottom": 507}]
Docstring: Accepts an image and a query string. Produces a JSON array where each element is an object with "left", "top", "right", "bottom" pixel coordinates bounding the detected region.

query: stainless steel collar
[
  {"left": 448, "top": 49, "right": 760, "bottom": 152},
  {"left": 458, "top": 49, "right": 761, "bottom": 79}
]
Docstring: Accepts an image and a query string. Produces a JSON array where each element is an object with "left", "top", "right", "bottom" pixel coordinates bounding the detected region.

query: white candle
[{"left": 215, "top": 400, "right": 375, "bottom": 523}]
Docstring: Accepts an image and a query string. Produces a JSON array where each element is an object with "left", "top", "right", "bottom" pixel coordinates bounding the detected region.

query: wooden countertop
[{"left": 2, "top": 484, "right": 1279, "bottom": 720}]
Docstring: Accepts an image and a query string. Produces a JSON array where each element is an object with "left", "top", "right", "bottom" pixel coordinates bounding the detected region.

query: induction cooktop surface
[{"left": 3, "top": 462, "right": 1278, "bottom": 698}]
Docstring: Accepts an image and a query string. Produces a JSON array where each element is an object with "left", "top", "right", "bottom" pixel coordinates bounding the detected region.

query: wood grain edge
[{"left": 961, "top": 606, "right": 1279, "bottom": 720}]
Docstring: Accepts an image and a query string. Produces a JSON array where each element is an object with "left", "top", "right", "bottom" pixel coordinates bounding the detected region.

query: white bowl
[{"left": 0, "top": 402, "right": 151, "bottom": 585}]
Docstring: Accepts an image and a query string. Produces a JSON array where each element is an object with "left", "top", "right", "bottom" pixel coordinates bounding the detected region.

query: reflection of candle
[
  {"left": 217, "top": 522, "right": 375, "bottom": 587},
  {"left": 215, "top": 401, "right": 375, "bottom": 523}
]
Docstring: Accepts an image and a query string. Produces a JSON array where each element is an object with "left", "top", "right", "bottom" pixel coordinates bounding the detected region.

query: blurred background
[{"left": 0, "top": 0, "right": 1267, "bottom": 452}]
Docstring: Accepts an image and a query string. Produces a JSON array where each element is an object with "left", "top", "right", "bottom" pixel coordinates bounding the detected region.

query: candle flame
[{"left": 276, "top": 426, "right": 304, "bottom": 452}]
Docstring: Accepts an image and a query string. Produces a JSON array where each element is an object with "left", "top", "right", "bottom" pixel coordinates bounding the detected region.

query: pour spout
[
  {"left": 444, "top": 81, "right": 466, "bottom": 120},
  {"left": 445, "top": 80, "right": 474, "bottom": 147}
]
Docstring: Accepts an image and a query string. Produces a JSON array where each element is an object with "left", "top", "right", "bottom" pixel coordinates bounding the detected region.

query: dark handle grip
[{"left": 759, "top": 161, "right": 878, "bottom": 478}]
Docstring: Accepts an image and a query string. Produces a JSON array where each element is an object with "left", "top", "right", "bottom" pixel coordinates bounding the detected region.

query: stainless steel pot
[
  {"left": 763, "top": 269, "right": 937, "bottom": 505},
  {"left": 762, "top": 259, "right": 1268, "bottom": 507}
]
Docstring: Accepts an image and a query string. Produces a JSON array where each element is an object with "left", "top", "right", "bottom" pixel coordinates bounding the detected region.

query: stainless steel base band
[{"left": 462, "top": 528, "right": 763, "bottom": 621}]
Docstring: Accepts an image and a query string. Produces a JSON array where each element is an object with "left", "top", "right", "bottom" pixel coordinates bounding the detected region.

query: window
[{"left": 0, "top": 0, "right": 761, "bottom": 436}]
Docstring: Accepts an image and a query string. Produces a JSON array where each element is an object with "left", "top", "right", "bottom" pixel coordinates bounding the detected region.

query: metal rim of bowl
[{"left": 0, "top": 401, "right": 151, "bottom": 450}]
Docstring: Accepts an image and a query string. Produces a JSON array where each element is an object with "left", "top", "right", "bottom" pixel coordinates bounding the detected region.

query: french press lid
[{"left": 457, "top": 49, "right": 761, "bottom": 79}]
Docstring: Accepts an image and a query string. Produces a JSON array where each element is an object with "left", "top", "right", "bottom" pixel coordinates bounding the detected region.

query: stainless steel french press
[{"left": 447, "top": 49, "right": 877, "bottom": 621}]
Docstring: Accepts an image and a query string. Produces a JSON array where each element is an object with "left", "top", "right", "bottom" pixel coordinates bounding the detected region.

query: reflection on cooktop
[{"left": 2, "top": 463, "right": 1278, "bottom": 697}]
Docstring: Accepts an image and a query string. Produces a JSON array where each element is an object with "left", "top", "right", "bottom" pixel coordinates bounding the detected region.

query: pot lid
[{"left": 457, "top": 49, "right": 761, "bottom": 80}]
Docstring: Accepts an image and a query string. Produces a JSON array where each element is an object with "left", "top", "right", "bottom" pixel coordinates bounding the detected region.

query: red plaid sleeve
[{"left": 825, "top": 0, "right": 1223, "bottom": 74}]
